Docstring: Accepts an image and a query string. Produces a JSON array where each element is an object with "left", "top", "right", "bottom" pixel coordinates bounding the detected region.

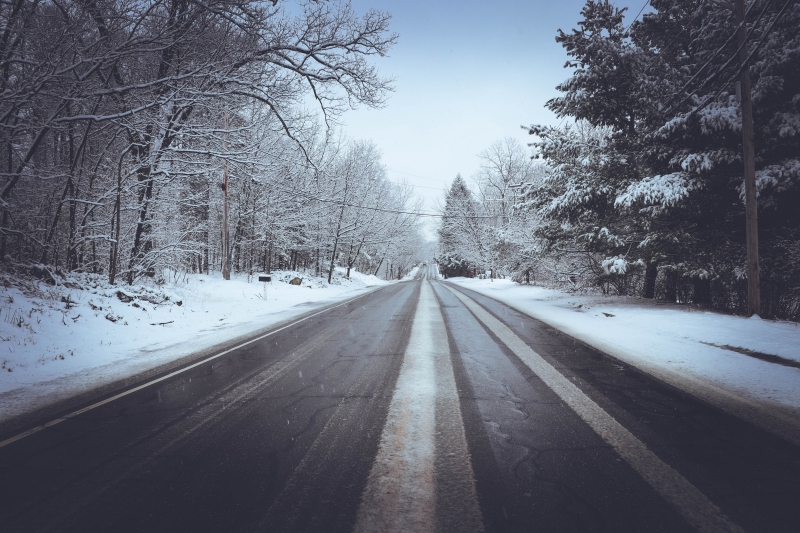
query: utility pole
[
  {"left": 734, "top": 0, "right": 760, "bottom": 316},
  {"left": 221, "top": 108, "right": 230, "bottom": 280}
]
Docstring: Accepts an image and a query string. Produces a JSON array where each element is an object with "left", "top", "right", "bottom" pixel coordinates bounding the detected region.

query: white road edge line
[
  {"left": 448, "top": 283, "right": 800, "bottom": 447},
  {"left": 0, "top": 287, "right": 382, "bottom": 450},
  {"left": 354, "top": 281, "right": 483, "bottom": 533},
  {"left": 443, "top": 284, "right": 746, "bottom": 533}
]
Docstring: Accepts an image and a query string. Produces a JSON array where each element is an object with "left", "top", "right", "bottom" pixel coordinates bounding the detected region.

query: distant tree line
[
  {"left": 439, "top": 0, "right": 800, "bottom": 320},
  {"left": 0, "top": 0, "right": 423, "bottom": 284},
  {"left": 437, "top": 140, "right": 544, "bottom": 282}
]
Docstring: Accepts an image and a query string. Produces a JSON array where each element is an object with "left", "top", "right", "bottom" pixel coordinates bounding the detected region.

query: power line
[
  {"left": 394, "top": 181, "right": 447, "bottom": 192},
  {"left": 665, "top": 0, "right": 767, "bottom": 115},
  {"left": 641, "top": 0, "right": 708, "bottom": 74},
  {"left": 386, "top": 168, "right": 436, "bottom": 181},
  {"left": 270, "top": 182, "right": 497, "bottom": 219},
  {"left": 625, "top": 0, "right": 650, "bottom": 34},
  {"left": 546, "top": 0, "right": 769, "bottom": 130},
  {"left": 406, "top": 184, "right": 446, "bottom": 191},
  {"left": 687, "top": 0, "right": 792, "bottom": 119}
]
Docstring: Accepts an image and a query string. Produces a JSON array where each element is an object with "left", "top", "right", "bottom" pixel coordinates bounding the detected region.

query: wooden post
[
  {"left": 221, "top": 109, "right": 230, "bottom": 280},
  {"left": 735, "top": 0, "right": 760, "bottom": 316}
]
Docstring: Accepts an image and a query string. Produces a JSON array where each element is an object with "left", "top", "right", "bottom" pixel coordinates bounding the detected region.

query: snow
[
  {"left": 446, "top": 278, "right": 800, "bottom": 415},
  {"left": 601, "top": 256, "right": 630, "bottom": 275},
  {"left": 400, "top": 264, "right": 421, "bottom": 280},
  {"left": 0, "top": 268, "right": 390, "bottom": 423},
  {"left": 615, "top": 171, "right": 698, "bottom": 211},
  {"left": 754, "top": 158, "right": 800, "bottom": 196}
]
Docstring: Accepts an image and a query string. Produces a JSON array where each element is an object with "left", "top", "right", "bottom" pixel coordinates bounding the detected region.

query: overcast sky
[{"left": 337, "top": 0, "right": 648, "bottom": 237}]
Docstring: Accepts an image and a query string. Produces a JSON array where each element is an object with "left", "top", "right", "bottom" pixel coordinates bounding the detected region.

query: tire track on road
[{"left": 354, "top": 281, "right": 483, "bottom": 533}]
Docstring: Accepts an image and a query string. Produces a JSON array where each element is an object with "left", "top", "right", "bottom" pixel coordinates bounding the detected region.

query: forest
[
  {"left": 0, "top": 0, "right": 424, "bottom": 288},
  {"left": 438, "top": 0, "right": 800, "bottom": 321},
  {"left": 3, "top": 0, "right": 799, "bottom": 320}
]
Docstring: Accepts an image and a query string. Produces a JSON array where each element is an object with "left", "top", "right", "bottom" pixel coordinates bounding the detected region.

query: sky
[{"left": 337, "top": 0, "right": 649, "bottom": 237}]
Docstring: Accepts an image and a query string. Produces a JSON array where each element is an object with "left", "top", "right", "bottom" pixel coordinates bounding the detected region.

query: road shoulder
[
  {"left": 0, "top": 285, "right": 386, "bottom": 440},
  {"left": 442, "top": 279, "right": 800, "bottom": 448}
]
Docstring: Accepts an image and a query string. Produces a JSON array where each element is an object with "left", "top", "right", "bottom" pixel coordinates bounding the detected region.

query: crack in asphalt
[{"left": 466, "top": 349, "right": 607, "bottom": 529}]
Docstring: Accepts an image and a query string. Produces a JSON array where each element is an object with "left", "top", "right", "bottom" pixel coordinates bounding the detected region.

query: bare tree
[{"left": 0, "top": 0, "right": 410, "bottom": 286}]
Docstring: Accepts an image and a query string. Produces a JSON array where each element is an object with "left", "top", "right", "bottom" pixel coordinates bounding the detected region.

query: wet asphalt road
[{"left": 0, "top": 264, "right": 798, "bottom": 533}]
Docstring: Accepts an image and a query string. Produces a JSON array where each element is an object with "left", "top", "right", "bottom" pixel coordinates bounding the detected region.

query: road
[{"left": 1, "top": 264, "right": 798, "bottom": 533}]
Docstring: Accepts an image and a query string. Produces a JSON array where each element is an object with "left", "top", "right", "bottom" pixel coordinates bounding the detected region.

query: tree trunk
[
  {"left": 67, "top": 186, "right": 77, "bottom": 270},
  {"left": 349, "top": 238, "right": 366, "bottom": 278},
  {"left": 643, "top": 261, "right": 658, "bottom": 299},
  {"left": 664, "top": 271, "right": 677, "bottom": 303},
  {"left": 40, "top": 173, "right": 74, "bottom": 265},
  {"left": 0, "top": 210, "right": 8, "bottom": 261},
  {"left": 0, "top": 141, "right": 11, "bottom": 260},
  {"left": 66, "top": 118, "right": 78, "bottom": 271},
  {"left": 328, "top": 236, "right": 340, "bottom": 284},
  {"left": 109, "top": 161, "right": 123, "bottom": 284},
  {"left": 203, "top": 182, "right": 210, "bottom": 274},
  {"left": 693, "top": 278, "right": 711, "bottom": 306},
  {"left": 127, "top": 164, "right": 156, "bottom": 284},
  {"left": 345, "top": 242, "right": 353, "bottom": 278},
  {"left": 221, "top": 114, "right": 230, "bottom": 281}
]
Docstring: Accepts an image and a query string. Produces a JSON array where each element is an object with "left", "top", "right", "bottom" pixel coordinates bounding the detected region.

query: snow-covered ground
[
  {"left": 446, "top": 278, "right": 800, "bottom": 441},
  {"left": 401, "top": 264, "right": 421, "bottom": 280},
  {"left": 0, "top": 268, "right": 390, "bottom": 423}
]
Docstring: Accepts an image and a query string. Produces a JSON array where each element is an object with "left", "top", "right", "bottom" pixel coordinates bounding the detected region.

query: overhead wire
[
  {"left": 268, "top": 180, "right": 498, "bottom": 219},
  {"left": 386, "top": 168, "right": 440, "bottom": 182},
  {"left": 624, "top": 0, "right": 650, "bottom": 35},
  {"left": 542, "top": 0, "right": 783, "bottom": 132},
  {"left": 641, "top": 0, "right": 708, "bottom": 75},
  {"left": 666, "top": 0, "right": 772, "bottom": 116},
  {"left": 685, "top": 0, "right": 793, "bottom": 119}
]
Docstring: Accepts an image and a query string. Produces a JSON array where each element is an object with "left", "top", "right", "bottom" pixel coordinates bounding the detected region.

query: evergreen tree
[
  {"left": 623, "top": 0, "right": 800, "bottom": 314},
  {"left": 524, "top": 0, "right": 800, "bottom": 317},
  {"left": 526, "top": 1, "right": 655, "bottom": 295},
  {"left": 547, "top": 0, "right": 648, "bottom": 136},
  {"left": 438, "top": 175, "right": 481, "bottom": 278}
]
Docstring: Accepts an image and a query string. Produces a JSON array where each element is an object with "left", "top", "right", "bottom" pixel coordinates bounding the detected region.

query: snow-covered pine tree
[
  {"left": 524, "top": 0, "right": 800, "bottom": 317},
  {"left": 523, "top": 0, "right": 654, "bottom": 295},
  {"left": 522, "top": 120, "right": 647, "bottom": 295},
  {"left": 619, "top": 0, "right": 800, "bottom": 316},
  {"left": 438, "top": 175, "right": 482, "bottom": 278}
]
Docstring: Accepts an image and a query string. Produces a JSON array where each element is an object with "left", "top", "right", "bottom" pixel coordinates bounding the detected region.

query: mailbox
[{"left": 259, "top": 275, "right": 271, "bottom": 282}]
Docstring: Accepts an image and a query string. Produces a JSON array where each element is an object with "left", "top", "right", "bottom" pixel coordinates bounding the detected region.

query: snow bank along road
[{"left": 0, "top": 265, "right": 798, "bottom": 533}]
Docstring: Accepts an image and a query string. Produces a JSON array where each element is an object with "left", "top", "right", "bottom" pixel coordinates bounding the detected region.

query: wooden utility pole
[
  {"left": 735, "top": 0, "right": 760, "bottom": 316},
  {"left": 221, "top": 109, "right": 230, "bottom": 280}
]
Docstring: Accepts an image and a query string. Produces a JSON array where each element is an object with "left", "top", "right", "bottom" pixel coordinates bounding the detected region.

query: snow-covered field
[
  {"left": 0, "top": 268, "right": 389, "bottom": 423},
  {"left": 446, "top": 278, "right": 800, "bottom": 438}
]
